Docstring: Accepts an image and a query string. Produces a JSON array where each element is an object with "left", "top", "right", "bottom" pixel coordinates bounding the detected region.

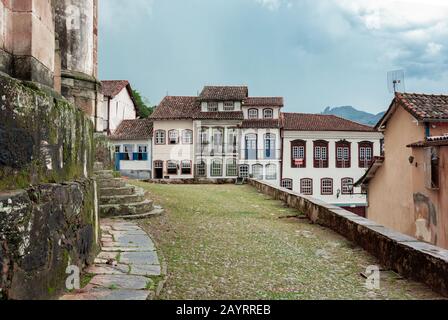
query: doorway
[{"left": 154, "top": 161, "right": 164, "bottom": 179}]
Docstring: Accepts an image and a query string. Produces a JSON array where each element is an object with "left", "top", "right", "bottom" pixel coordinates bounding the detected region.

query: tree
[{"left": 131, "top": 89, "right": 156, "bottom": 119}]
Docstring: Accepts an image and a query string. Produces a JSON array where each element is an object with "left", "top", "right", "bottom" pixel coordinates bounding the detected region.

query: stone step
[
  {"left": 97, "top": 178, "right": 126, "bottom": 189},
  {"left": 100, "top": 185, "right": 136, "bottom": 197},
  {"left": 94, "top": 162, "right": 104, "bottom": 171},
  {"left": 95, "top": 170, "right": 115, "bottom": 179},
  {"left": 113, "top": 207, "right": 165, "bottom": 220},
  {"left": 100, "top": 193, "right": 145, "bottom": 205},
  {"left": 100, "top": 200, "right": 154, "bottom": 217}
]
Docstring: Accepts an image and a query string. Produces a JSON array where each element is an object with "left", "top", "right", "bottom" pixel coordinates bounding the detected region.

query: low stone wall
[
  {"left": 148, "top": 178, "right": 237, "bottom": 185},
  {"left": 0, "top": 179, "right": 99, "bottom": 300},
  {"left": 248, "top": 179, "right": 448, "bottom": 297}
]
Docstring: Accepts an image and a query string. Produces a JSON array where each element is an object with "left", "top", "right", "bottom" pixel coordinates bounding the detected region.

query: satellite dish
[{"left": 387, "top": 70, "right": 405, "bottom": 93}]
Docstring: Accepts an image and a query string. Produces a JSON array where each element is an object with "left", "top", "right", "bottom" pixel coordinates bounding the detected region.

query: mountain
[{"left": 322, "top": 106, "right": 385, "bottom": 126}]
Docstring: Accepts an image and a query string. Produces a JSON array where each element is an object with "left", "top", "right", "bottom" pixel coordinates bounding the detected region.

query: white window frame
[
  {"left": 263, "top": 108, "right": 274, "bottom": 119},
  {"left": 155, "top": 130, "right": 166, "bottom": 145},
  {"left": 265, "top": 164, "right": 277, "bottom": 180},
  {"left": 252, "top": 164, "right": 264, "bottom": 180},
  {"left": 292, "top": 146, "right": 305, "bottom": 160},
  {"left": 223, "top": 101, "right": 235, "bottom": 111},
  {"left": 248, "top": 108, "right": 259, "bottom": 119},
  {"left": 207, "top": 102, "right": 219, "bottom": 112},
  {"left": 281, "top": 179, "right": 293, "bottom": 190},
  {"left": 211, "top": 159, "right": 223, "bottom": 177},
  {"left": 182, "top": 130, "right": 193, "bottom": 144}
]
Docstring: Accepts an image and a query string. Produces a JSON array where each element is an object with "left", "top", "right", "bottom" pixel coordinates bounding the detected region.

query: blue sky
[{"left": 99, "top": 0, "right": 448, "bottom": 114}]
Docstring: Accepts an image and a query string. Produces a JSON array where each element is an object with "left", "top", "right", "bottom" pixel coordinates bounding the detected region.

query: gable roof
[
  {"left": 282, "top": 113, "right": 375, "bottom": 132},
  {"left": 198, "top": 86, "right": 248, "bottom": 101},
  {"left": 243, "top": 97, "right": 284, "bottom": 107},
  {"left": 354, "top": 156, "right": 385, "bottom": 188},
  {"left": 101, "top": 80, "right": 130, "bottom": 98},
  {"left": 376, "top": 92, "right": 448, "bottom": 129},
  {"left": 150, "top": 96, "right": 198, "bottom": 120},
  {"left": 110, "top": 119, "right": 153, "bottom": 141}
]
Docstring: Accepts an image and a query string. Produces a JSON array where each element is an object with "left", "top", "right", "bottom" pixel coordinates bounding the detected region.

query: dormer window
[
  {"left": 223, "top": 101, "right": 235, "bottom": 111},
  {"left": 248, "top": 108, "right": 259, "bottom": 119},
  {"left": 263, "top": 108, "right": 274, "bottom": 119},
  {"left": 207, "top": 102, "right": 219, "bottom": 112}
]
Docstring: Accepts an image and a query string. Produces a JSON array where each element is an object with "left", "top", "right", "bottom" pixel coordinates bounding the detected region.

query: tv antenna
[{"left": 387, "top": 70, "right": 405, "bottom": 93}]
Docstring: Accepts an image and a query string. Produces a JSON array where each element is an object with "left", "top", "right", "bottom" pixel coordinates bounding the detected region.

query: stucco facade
[
  {"left": 282, "top": 130, "right": 382, "bottom": 209},
  {"left": 100, "top": 87, "right": 137, "bottom": 133}
]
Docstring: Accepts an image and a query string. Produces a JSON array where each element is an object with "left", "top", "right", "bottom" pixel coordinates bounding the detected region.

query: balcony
[
  {"left": 116, "top": 152, "right": 149, "bottom": 161},
  {"left": 196, "top": 143, "right": 239, "bottom": 156},
  {"left": 241, "top": 149, "right": 281, "bottom": 161}
]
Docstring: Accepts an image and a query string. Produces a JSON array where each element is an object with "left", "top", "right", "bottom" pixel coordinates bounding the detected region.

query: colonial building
[
  {"left": 98, "top": 80, "right": 138, "bottom": 134},
  {"left": 111, "top": 118, "right": 153, "bottom": 180},
  {"left": 150, "top": 86, "right": 283, "bottom": 181},
  {"left": 356, "top": 93, "right": 448, "bottom": 249},
  {"left": 281, "top": 113, "right": 383, "bottom": 216}
]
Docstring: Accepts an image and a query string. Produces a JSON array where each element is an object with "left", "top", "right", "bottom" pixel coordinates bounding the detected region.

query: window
[
  {"left": 212, "top": 128, "right": 224, "bottom": 154},
  {"left": 291, "top": 140, "right": 306, "bottom": 168},
  {"left": 239, "top": 165, "right": 249, "bottom": 178},
  {"left": 314, "top": 140, "right": 329, "bottom": 168},
  {"left": 167, "top": 161, "right": 178, "bottom": 175},
  {"left": 336, "top": 140, "right": 351, "bottom": 168},
  {"left": 359, "top": 141, "right": 373, "bottom": 168},
  {"left": 211, "top": 159, "right": 223, "bottom": 177},
  {"left": 227, "top": 128, "right": 238, "bottom": 153},
  {"left": 136, "top": 145, "right": 148, "bottom": 161},
  {"left": 426, "top": 147, "right": 440, "bottom": 189},
  {"left": 224, "top": 101, "right": 235, "bottom": 111},
  {"left": 154, "top": 160, "right": 163, "bottom": 169},
  {"left": 281, "top": 179, "right": 293, "bottom": 190},
  {"left": 245, "top": 134, "right": 257, "bottom": 160},
  {"left": 264, "top": 133, "right": 276, "bottom": 159},
  {"left": 341, "top": 178, "right": 354, "bottom": 194},
  {"left": 181, "top": 160, "right": 192, "bottom": 175},
  {"left": 155, "top": 130, "right": 166, "bottom": 145},
  {"left": 123, "top": 144, "right": 133, "bottom": 161},
  {"left": 207, "top": 102, "right": 219, "bottom": 112},
  {"left": 321, "top": 178, "right": 333, "bottom": 195},
  {"left": 182, "top": 130, "right": 193, "bottom": 144},
  {"left": 226, "top": 158, "right": 238, "bottom": 176},
  {"left": 248, "top": 108, "right": 259, "bottom": 119},
  {"left": 115, "top": 145, "right": 120, "bottom": 153},
  {"left": 263, "top": 108, "right": 274, "bottom": 119},
  {"left": 168, "top": 130, "right": 179, "bottom": 145},
  {"left": 300, "top": 179, "right": 313, "bottom": 195},
  {"left": 265, "top": 164, "right": 277, "bottom": 180},
  {"left": 196, "top": 160, "right": 207, "bottom": 177},
  {"left": 252, "top": 164, "right": 263, "bottom": 180}
]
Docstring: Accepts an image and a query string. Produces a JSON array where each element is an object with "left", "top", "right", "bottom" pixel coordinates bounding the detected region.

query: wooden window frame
[
  {"left": 223, "top": 101, "right": 235, "bottom": 111},
  {"left": 263, "top": 108, "right": 274, "bottom": 119},
  {"left": 321, "top": 178, "right": 333, "bottom": 195},
  {"left": 167, "top": 161, "right": 178, "bottom": 175},
  {"left": 336, "top": 140, "right": 351, "bottom": 168},
  {"left": 226, "top": 158, "right": 238, "bottom": 177},
  {"left": 210, "top": 159, "right": 223, "bottom": 177},
  {"left": 248, "top": 108, "right": 259, "bottom": 119},
  {"left": 314, "top": 140, "right": 329, "bottom": 168},
  {"left": 359, "top": 141, "right": 374, "bottom": 168},
  {"left": 341, "top": 177, "right": 354, "bottom": 195},
  {"left": 182, "top": 130, "right": 193, "bottom": 144},
  {"left": 300, "top": 178, "right": 313, "bottom": 195},
  {"left": 155, "top": 130, "right": 166, "bottom": 145},
  {"left": 239, "top": 165, "right": 249, "bottom": 178},
  {"left": 291, "top": 140, "right": 306, "bottom": 168},
  {"left": 154, "top": 160, "right": 164, "bottom": 169},
  {"left": 207, "top": 102, "right": 219, "bottom": 112},
  {"left": 181, "top": 160, "right": 192, "bottom": 175},
  {"left": 195, "top": 160, "right": 207, "bottom": 177},
  {"left": 168, "top": 130, "right": 179, "bottom": 145},
  {"left": 281, "top": 179, "right": 293, "bottom": 190}
]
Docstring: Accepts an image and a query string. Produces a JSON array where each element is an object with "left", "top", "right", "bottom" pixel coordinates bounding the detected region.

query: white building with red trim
[{"left": 281, "top": 113, "right": 383, "bottom": 216}]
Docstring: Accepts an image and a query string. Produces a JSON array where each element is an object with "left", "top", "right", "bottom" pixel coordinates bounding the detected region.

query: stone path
[{"left": 61, "top": 220, "right": 162, "bottom": 300}]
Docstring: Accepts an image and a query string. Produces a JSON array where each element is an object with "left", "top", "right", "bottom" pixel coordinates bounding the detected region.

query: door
[
  {"left": 154, "top": 161, "right": 164, "bottom": 179},
  {"left": 245, "top": 134, "right": 257, "bottom": 160}
]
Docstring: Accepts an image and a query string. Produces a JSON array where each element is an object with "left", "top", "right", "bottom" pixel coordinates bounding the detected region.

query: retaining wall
[{"left": 249, "top": 179, "right": 448, "bottom": 297}]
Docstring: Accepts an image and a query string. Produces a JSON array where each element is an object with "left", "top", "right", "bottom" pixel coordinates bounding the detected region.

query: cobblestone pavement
[{"left": 60, "top": 220, "right": 162, "bottom": 300}]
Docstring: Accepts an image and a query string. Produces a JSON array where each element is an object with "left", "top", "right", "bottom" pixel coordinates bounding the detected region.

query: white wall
[
  {"left": 282, "top": 130, "right": 383, "bottom": 206},
  {"left": 201, "top": 101, "right": 242, "bottom": 112},
  {"left": 242, "top": 106, "right": 281, "bottom": 119},
  {"left": 97, "top": 88, "right": 137, "bottom": 133},
  {"left": 152, "top": 120, "right": 195, "bottom": 178}
]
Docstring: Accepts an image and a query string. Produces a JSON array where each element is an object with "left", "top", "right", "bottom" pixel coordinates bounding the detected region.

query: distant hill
[{"left": 322, "top": 106, "right": 385, "bottom": 126}]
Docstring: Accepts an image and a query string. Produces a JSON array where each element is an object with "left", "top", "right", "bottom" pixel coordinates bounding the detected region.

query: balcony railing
[{"left": 196, "top": 143, "right": 239, "bottom": 156}]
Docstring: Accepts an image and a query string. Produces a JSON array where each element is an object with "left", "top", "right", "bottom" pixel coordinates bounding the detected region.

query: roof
[
  {"left": 192, "top": 111, "right": 244, "bottom": 120},
  {"left": 282, "top": 113, "right": 375, "bottom": 132},
  {"left": 407, "top": 135, "right": 448, "bottom": 148},
  {"left": 101, "top": 80, "right": 130, "bottom": 98},
  {"left": 243, "top": 97, "right": 284, "bottom": 107},
  {"left": 240, "top": 119, "right": 282, "bottom": 129},
  {"left": 110, "top": 119, "right": 153, "bottom": 141},
  {"left": 354, "top": 156, "right": 385, "bottom": 187},
  {"left": 376, "top": 92, "right": 448, "bottom": 129},
  {"left": 198, "top": 86, "right": 248, "bottom": 101},
  {"left": 150, "top": 96, "right": 198, "bottom": 120}
]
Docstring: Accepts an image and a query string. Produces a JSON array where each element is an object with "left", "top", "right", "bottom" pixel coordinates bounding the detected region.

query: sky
[{"left": 99, "top": 0, "right": 448, "bottom": 114}]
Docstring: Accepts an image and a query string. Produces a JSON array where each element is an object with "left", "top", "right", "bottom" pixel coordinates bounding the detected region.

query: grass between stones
[{"left": 133, "top": 182, "right": 441, "bottom": 300}]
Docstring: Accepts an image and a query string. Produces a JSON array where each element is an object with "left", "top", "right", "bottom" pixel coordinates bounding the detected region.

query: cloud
[
  {"left": 100, "top": 0, "right": 154, "bottom": 30},
  {"left": 255, "top": 0, "right": 281, "bottom": 11}
]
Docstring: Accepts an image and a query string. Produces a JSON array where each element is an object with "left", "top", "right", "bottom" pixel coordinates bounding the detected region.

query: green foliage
[{"left": 131, "top": 89, "right": 155, "bottom": 119}]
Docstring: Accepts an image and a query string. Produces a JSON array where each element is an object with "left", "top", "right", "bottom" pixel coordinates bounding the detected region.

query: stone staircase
[{"left": 95, "top": 169, "right": 163, "bottom": 220}]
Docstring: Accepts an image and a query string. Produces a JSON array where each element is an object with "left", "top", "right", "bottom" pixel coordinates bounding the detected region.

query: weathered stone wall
[
  {"left": 248, "top": 179, "right": 448, "bottom": 297},
  {"left": 94, "top": 133, "right": 114, "bottom": 170},
  {"left": 0, "top": 179, "right": 99, "bottom": 300},
  {"left": 0, "top": 72, "right": 94, "bottom": 190}
]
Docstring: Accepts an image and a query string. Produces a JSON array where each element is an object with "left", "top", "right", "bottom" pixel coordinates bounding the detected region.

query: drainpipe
[{"left": 107, "top": 97, "right": 111, "bottom": 134}]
